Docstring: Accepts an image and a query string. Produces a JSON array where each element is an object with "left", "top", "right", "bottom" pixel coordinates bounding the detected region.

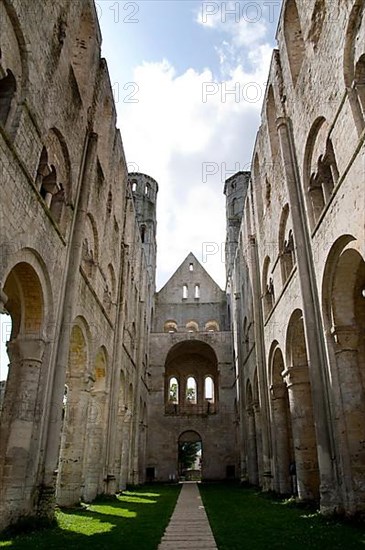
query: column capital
[
  {"left": 330, "top": 324, "right": 359, "bottom": 351},
  {"left": 282, "top": 365, "right": 309, "bottom": 387},
  {"left": 7, "top": 336, "right": 46, "bottom": 363}
]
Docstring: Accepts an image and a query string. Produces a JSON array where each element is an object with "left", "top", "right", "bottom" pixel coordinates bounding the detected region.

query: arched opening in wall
[
  {"left": 56, "top": 322, "right": 89, "bottom": 507},
  {"left": 304, "top": 117, "right": 338, "bottom": 229},
  {"left": 186, "top": 377, "right": 197, "bottom": 404},
  {"left": 71, "top": 3, "right": 97, "bottom": 103},
  {"left": 205, "top": 320, "right": 219, "bottom": 332},
  {"left": 262, "top": 256, "right": 274, "bottom": 318},
  {"left": 140, "top": 224, "right": 147, "bottom": 244},
  {"left": 283, "top": 0, "right": 305, "bottom": 87},
  {"left": 83, "top": 347, "right": 108, "bottom": 503},
  {"left": 307, "top": 0, "right": 326, "bottom": 51},
  {"left": 183, "top": 284, "right": 188, "bottom": 299},
  {"left": 252, "top": 154, "right": 263, "bottom": 220},
  {"left": 82, "top": 213, "right": 99, "bottom": 279},
  {"left": 186, "top": 320, "right": 199, "bottom": 333},
  {"left": 285, "top": 309, "right": 319, "bottom": 501},
  {"left": 0, "top": 262, "right": 46, "bottom": 515},
  {"left": 0, "top": 69, "right": 16, "bottom": 126},
  {"left": 344, "top": 0, "right": 365, "bottom": 132},
  {"left": 246, "top": 381, "right": 259, "bottom": 485},
  {"left": 168, "top": 376, "right": 179, "bottom": 404},
  {"left": 164, "top": 320, "right": 177, "bottom": 333},
  {"left": 322, "top": 237, "right": 365, "bottom": 509},
  {"left": 269, "top": 343, "right": 295, "bottom": 495},
  {"left": 266, "top": 85, "right": 279, "bottom": 159},
  {"left": 0, "top": 313, "right": 12, "bottom": 413},
  {"left": 178, "top": 430, "right": 202, "bottom": 481},
  {"left": 106, "top": 189, "right": 112, "bottom": 216},
  {"left": 278, "top": 204, "right": 295, "bottom": 285},
  {"left": 164, "top": 340, "right": 218, "bottom": 415},
  {"left": 204, "top": 376, "right": 215, "bottom": 403},
  {"left": 35, "top": 129, "right": 71, "bottom": 230},
  {"left": 355, "top": 54, "right": 365, "bottom": 114},
  {"left": 131, "top": 179, "right": 137, "bottom": 193}
]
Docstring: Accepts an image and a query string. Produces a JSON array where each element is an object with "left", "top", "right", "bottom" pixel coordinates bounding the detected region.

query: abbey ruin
[{"left": 0, "top": 0, "right": 364, "bottom": 532}]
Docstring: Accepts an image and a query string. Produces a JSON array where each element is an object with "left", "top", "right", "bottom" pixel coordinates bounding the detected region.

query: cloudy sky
[
  {"left": 0, "top": 1, "right": 281, "bottom": 381},
  {"left": 96, "top": 0, "right": 281, "bottom": 289}
]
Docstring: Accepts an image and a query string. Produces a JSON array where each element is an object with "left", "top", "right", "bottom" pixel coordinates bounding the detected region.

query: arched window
[
  {"left": 186, "top": 377, "right": 197, "bottom": 404},
  {"left": 284, "top": 0, "right": 305, "bottom": 86},
  {"left": 168, "top": 377, "right": 179, "bottom": 404},
  {"left": 266, "top": 85, "right": 279, "bottom": 159},
  {"left": 278, "top": 204, "right": 295, "bottom": 284},
  {"left": 0, "top": 69, "right": 16, "bottom": 126},
  {"left": 262, "top": 256, "right": 274, "bottom": 317},
  {"left": 183, "top": 284, "right": 188, "bottom": 299},
  {"left": 189, "top": 262, "right": 194, "bottom": 272},
  {"left": 164, "top": 320, "right": 177, "bottom": 333},
  {"left": 145, "top": 183, "right": 151, "bottom": 196},
  {"left": 186, "top": 321, "right": 199, "bottom": 333},
  {"left": 140, "top": 225, "right": 146, "bottom": 244},
  {"left": 205, "top": 376, "right": 215, "bottom": 402},
  {"left": 131, "top": 180, "right": 137, "bottom": 192},
  {"left": 205, "top": 320, "right": 219, "bottom": 332},
  {"left": 194, "top": 284, "right": 200, "bottom": 299},
  {"left": 107, "top": 190, "right": 112, "bottom": 215}
]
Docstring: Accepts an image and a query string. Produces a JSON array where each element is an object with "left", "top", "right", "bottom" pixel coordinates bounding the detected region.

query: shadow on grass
[
  {"left": 199, "top": 483, "right": 365, "bottom": 550},
  {"left": 0, "top": 485, "right": 180, "bottom": 550}
]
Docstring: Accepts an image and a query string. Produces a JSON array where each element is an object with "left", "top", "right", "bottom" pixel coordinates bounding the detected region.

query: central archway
[{"left": 178, "top": 430, "right": 202, "bottom": 481}]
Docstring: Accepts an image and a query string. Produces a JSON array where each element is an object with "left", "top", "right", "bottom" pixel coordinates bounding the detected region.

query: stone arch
[
  {"left": 0, "top": 0, "right": 28, "bottom": 134},
  {"left": 262, "top": 256, "right": 274, "bottom": 317},
  {"left": 278, "top": 204, "right": 295, "bottom": 284},
  {"left": 164, "top": 320, "right": 178, "bottom": 333},
  {"left": 266, "top": 85, "right": 279, "bottom": 159},
  {"left": 303, "top": 117, "right": 339, "bottom": 229},
  {"left": 82, "top": 213, "right": 99, "bottom": 278},
  {"left": 344, "top": 0, "right": 365, "bottom": 130},
  {"left": 322, "top": 236, "right": 365, "bottom": 511},
  {"left": 253, "top": 153, "right": 263, "bottom": 220},
  {"left": 56, "top": 319, "right": 90, "bottom": 507},
  {"left": 164, "top": 340, "right": 218, "bottom": 415},
  {"left": 71, "top": 2, "right": 98, "bottom": 104},
  {"left": 283, "top": 0, "right": 305, "bottom": 87},
  {"left": 186, "top": 320, "right": 199, "bottom": 333},
  {"left": 285, "top": 309, "right": 319, "bottom": 500},
  {"left": 35, "top": 128, "right": 72, "bottom": 229},
  {"left": 0, "top": 259, "right": 48, "bottom": 524},
  {"left": 307, "top": 0, "right": 326, "bottom": 51},
  {"left": 269, "top": 341, "right": 295, "bottom": 494}
]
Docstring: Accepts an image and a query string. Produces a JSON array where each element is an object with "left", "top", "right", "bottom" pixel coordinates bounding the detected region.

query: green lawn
[
  {"left": 200, "top": 483, "right": 365, "bottom": 550},
  {"left": 0, "top": 485, "right": 180, "bottom": 549}
]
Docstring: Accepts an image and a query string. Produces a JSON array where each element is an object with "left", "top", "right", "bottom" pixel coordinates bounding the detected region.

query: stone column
[
  {"left": 82, "top": 389, "right": 108, "bottom": 502},
  {"left": 283, "top": 366, "right": 319, "bottom": 500},
  {"left": 0, "top": 337, "right": 45, "bottom": 530},
  {"left": 56, "top": 376, "right": 90, "bottom": 507},
  {"left": 253, "top": 402, "right": 263, "bottom": 487},
  {"left": 270, "top": 383, "right": 291, "bottom": 494},
  {"left": 332, "top": 325, "right": 365, "bottom": 511},
  {"left": 277, "top": 117, "right": 338, "bottom": 511},
  {"left": 246, "top": 407, "right": 258, "bottom": 485}
]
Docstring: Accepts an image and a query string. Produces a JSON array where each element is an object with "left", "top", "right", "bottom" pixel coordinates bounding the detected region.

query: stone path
[{"left": 158, "top": 482, "right": 218, "bottom": 549}]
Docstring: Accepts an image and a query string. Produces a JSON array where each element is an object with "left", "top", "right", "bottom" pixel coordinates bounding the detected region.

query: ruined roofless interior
[{"left": 0, "top": 0, "right": 364, "bottom": 532}]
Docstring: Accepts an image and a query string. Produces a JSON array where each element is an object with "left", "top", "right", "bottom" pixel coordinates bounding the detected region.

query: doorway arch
[{"left": 178, "top": 430, "right": 202, "bottom": 481}]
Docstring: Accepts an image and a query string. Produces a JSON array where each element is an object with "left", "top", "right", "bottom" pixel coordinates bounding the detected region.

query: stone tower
[
  {"left": 224, "top": 171, "right": 250, "bottom": 280},
  {"left": 129, "top": 173, "right": 158, "bottom": 285}
]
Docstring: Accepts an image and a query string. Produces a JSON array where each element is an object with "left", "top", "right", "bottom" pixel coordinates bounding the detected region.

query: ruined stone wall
[
  {"left": 0, "top": 0, "right": 156, "bottom": 529},
  {"left": 229, "top": 0, "right": 365, "bottom": 515}
]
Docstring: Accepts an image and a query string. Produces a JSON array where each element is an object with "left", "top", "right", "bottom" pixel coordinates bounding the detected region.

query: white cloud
[{"left": 116, "top": 11, "right": 274, "bottom": 290}]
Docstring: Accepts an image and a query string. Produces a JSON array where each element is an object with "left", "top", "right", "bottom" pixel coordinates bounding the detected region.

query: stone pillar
[
  {"left": 253, "top": 402, "right": 263, "bottom": 487},
  {"left": 56, "top": 378, "right": 90, "bottom": 507},
  {"left": 283, "top": 366, "right": 319, "bottom": 500},
  {"left": 246, "top": 407, "right": 258, "bottom": 485},
  {"left": 82, "top": 389, "right": 108, "bottom": 503},
  {"left": 332, "top": 325, "right": 365, "bottom": 511},
  {"left": 270, "top": 383, "right": 291, "bottom": 494},
  {"left": 277, "top": 117, "right": 338, "bottom": 512},
  {"left": 0, "top": 337, "right": 45, "bottom": 530}
]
